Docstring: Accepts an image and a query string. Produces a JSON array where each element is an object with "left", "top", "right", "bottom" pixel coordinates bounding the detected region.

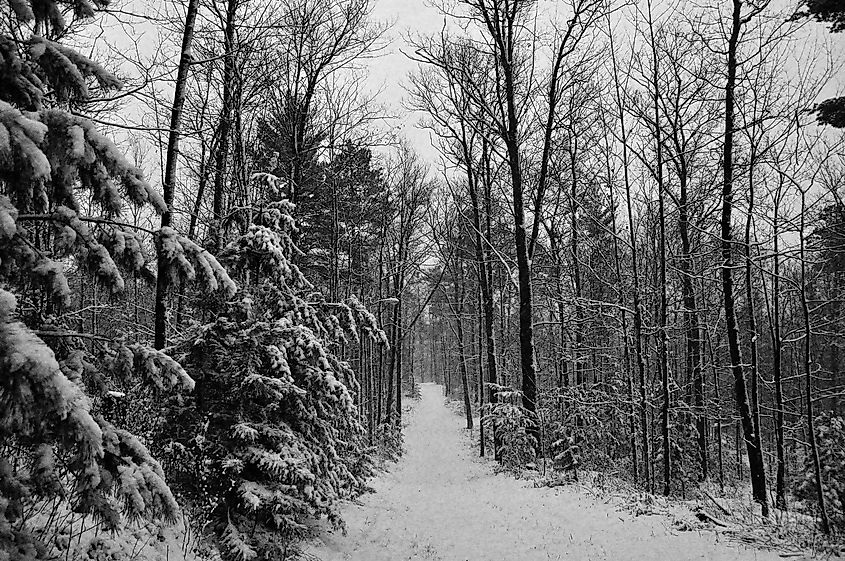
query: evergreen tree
[
  {"left": 794, "top": 0, "right": 845, "bottom": 126},
  {"left": 164, "top": 173, "right": 387, "bottom": 560},
  {"left": 0, "top": 2, "right": 234, "bottom": 558}
]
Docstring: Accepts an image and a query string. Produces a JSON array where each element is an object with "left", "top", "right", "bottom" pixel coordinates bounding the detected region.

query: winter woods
[
  {"left": 0, "top": 1, "right": 403, "bottom": 559},
  {"left": 2, "top": 0, "right": 845, "bottom": 558},
  {"left": 410, "top": 0, "right": 845, "bottom": 540}
]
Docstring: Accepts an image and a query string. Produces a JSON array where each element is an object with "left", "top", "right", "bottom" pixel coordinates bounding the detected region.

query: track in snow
[{"left": 306, "top": 383, "right": 781, "bottom": 560}]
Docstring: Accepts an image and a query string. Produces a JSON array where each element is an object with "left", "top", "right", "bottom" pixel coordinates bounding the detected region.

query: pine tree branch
[
  {"left": 18, "top": 215, "right": 157, "bottom": 235},
  {"left": 33, "top": 330, "right": 113, "bottom": 342}
]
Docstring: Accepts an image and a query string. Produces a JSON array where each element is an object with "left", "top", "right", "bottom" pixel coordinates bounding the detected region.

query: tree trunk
[
  {"left": 154, "top": 0, "right": 199, "bottom": 350},
  {"left": 461, "top": 129, "right": 499, "bottom": 455},
  {"left": 508, "top": 137, "right": 538, "bottom": 448},
  {"left": 209, "top": 0, "right": 238, "bottom": 253},
  {"left": 721, "top": 0, "right": 769, "bottom": 516},
  {"left": 771, "top": 196, "right": 787, "bottom": 509},
  {"left": 455, "top": 259, "right": 473, "bottom": 430},
  {"left": 708, "top": 326, "right": 725, "bottom": 491},
  {"left": 745, "top": 151, "right": 764, "bottom": 481},
  {"left": 602, "top": 107, "right": 639, "bottom": 484},
  {"left": 800, "top": 190, "right": 830, "bottom": 534},
  {"left": 396, "top": 297, "right": 404, "bottom": 426},
  {"left": 610, "top": 27, "right": 650, "bottom": 489},
  {"left": 679, "top": 174, "right": 705, "bottom": 481},
  {"left": 568, "top": 141, "right": 584, "bottom": 387},
  {"left": 646, "top": 0, "right": 671, "bottom": 495},
  {"left": 478, "top": 283, "right": 485, "bottom": 456},
  {"left": 493, "top": 23, "right": 538, "bottom": 445},
  {"left": 384, "top": 292, "right": 399, "bottom": 424}
]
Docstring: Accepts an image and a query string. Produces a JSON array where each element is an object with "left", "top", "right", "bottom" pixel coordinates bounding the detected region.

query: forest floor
[{"left": 305, "top": 382, "right": 796, "bottom": 561}]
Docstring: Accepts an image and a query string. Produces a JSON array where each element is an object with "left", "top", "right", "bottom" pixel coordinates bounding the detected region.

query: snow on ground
[{"left": 306, "top": 382, "right": 791, "bottom": 561}]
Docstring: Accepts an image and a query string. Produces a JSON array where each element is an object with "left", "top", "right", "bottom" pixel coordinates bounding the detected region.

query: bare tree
[
  {"left": 414, "top": 0, "right": 607, "bottom": 450},
  {"left": 718, "top": 0, "right": 770, "bottom": 516},
  {"left": 265, "top": 0, "right": 386, "bottom": 205}
]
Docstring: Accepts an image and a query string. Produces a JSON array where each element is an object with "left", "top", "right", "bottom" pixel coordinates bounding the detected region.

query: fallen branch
[
  {"left": 695, "top": 508, "right": 731, "bottom": 528},
  {"left": 701, "top": 490, "right": 733, "bottom": 517}
]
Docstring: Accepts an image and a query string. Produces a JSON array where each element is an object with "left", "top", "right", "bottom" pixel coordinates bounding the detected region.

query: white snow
[{"left": 306, "top": 382, "right": 784, "bottom": 561}]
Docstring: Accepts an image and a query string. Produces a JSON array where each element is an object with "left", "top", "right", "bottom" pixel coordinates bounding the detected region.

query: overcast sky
[
  {"left": 366, "top": 0, "right": 444, "bottom": 164},
  {"left": 108, "top": 0, "right": 842, "bottom": 177}
]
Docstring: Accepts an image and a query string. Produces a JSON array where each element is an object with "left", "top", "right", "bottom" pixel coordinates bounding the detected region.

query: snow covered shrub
[
  {"left": 374, "top": 420, "right": 404, "bottom": 462},
  {"left": 483, "top": 386, "right": 537, "bottom": 470},
  {"left": 0, "top": 2, "right": 234, "bottom": 558},
  {"left": 84, "top": 536, "right": 127, "bottom": 561},
  {"left": 666, "top": 415, "right": 703, "bottom": 497},
  {"left": 549, "top": 383, "right": 628, "bottom": 475},
  {"left": 0, "top": 290, "right": 180, "bottom": 559},
  {"left": 548, "top": 423, "right": 580, "bottom": 474},
  {"left": 163, "top": 174, "right": 387, "bottom": 560},
  {"left": 796, "top": 412, "right": 845, "bottom": 529},
  {"left": 539, "top": 392, "right": 579, "bottom": 476}
]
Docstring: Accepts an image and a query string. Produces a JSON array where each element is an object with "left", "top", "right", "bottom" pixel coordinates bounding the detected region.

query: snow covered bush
[
  {"left": 666, "top": 416, "right": 704, "bottom": 497},
  {"left": 0, "top": 1, "right": 234, "bottom": 558},
  {"left": 548, "top": 423, "right": 580, "bottom": 475},
  {"left": 549, "top": 383, "right": 630, "bottom": 475},
  {"left": 0, "top": 289, "right": 180, "bottom": 559},
  {"left": 163, "top": 174, "right": 386, "bottom": 560},
  {"left": 483, "top": 386, "right": 537, "bottom": 471},
  {"left": 796, "top": 412, "right": 845, "bottom": 530},
  {"left": 373, "top": 418, "right": 404, "bottom": 462}
]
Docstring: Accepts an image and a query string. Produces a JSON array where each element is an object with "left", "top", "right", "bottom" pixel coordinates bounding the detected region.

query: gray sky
[{"left": 366, "top": 0, "right": 444, "bottom": 164}]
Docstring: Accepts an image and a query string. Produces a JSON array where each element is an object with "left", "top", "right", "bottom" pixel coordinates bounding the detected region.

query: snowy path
[{"left": 307, "top": 383, "right": 781, "bottom": 561}]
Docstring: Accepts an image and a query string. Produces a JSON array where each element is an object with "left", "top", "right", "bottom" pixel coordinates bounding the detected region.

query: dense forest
[{"left": 1, "top": 0, "right": 845, "bottom": 559}]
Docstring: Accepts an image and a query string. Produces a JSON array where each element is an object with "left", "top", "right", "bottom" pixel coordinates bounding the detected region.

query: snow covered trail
[{"left": 306, "top": 383, "right": 781, "bottom": 561}]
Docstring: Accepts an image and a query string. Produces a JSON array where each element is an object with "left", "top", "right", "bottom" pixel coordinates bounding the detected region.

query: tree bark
[
  {"left": 568, "top": 141, "right": 584, "bottom": 387},
  {"left": 455, "top": 259, "right": 473, "bottom": 430},
  {"left": 609, "top": 26, "right": 650, "bottom": 489},
  {"left": 800, "top": 190, "right": 830, "bottom": 534},
  {"left": 679, "top": 172, "right": 705, "bottom": 481},
  {"left": 209, "top": 0, "right": 238, "bottom": 253},
  {"left": 384, "top": 290, "right": 399, "bottom": 424},
  {"left": 721, "top": 0, "right": 769, "bottom": 516},
  {"left": 477, "top": 284, "right": 485, "bottom": 455},
  {"left": 645, "top": 0, "right": 671, "bottom": 495},
  {"left": 154, "top": 0, "right": 200, "bottom": 350},
  {"left": 601, "top": 104, "right": 639, "bottom": 483},
  {"left": 745, "top": 151, "right": 764, "bottom": 491},
  {"left": 396, "top": 296, "right": 404, "bottom": 425},
  {"left": 770, "top": 191, "right": 787, "bottom": 509}
]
